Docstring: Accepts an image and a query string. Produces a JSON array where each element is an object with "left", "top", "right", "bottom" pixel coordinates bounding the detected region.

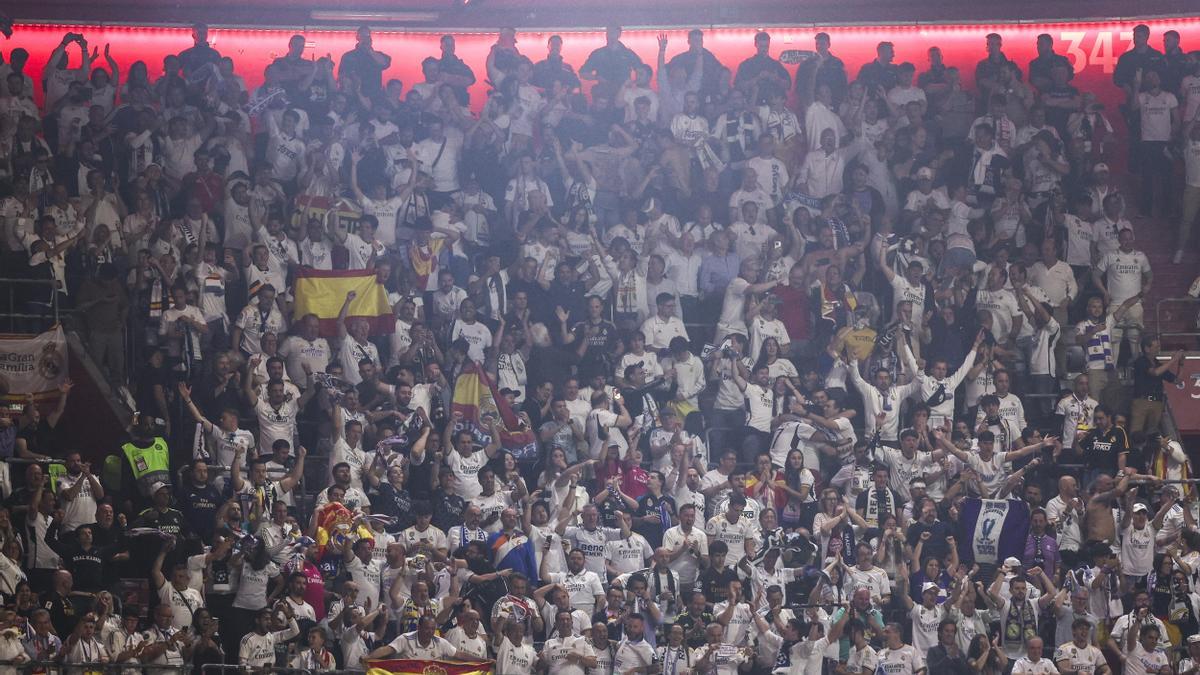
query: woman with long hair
[
  {"left": 757, "top": 340, "right": 799, "bottom": 383},
  {"left": 776, "top": 449, "right": 815, "bottom": 531},
  {"left": 189, "top": 607, "right": 223, "bottom": 675},
  {"left": 967, "top": 633, "right": 1008, "bottom": 675}
]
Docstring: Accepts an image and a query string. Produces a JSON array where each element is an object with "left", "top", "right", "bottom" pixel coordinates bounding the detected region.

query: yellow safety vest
[{"left": 122, "top": 437, "right": 170, "bottom": 497}]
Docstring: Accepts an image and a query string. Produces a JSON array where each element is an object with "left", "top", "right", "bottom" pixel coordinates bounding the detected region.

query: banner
[
  {"left": 0, "top": 326, "right": 67, "bottom": 407},
  {"left": 956, "top": 498, "right": 1030, "bottom": 565},
  {"left": 367, "top": 659, "right": 493, "bottom": 675},
  {"left": 449, "top": 362, "right": 539, "bottom": 461},
  {"left": 1164, "top": 355, "right": 1200, "bottom": 436},
  {"left": 292, "top": 268, "right": 394, "bottom": 337}
]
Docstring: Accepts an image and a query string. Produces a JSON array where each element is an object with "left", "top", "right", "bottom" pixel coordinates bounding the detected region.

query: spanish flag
[
  {"left": 293, "top": 268, "right": 394, "bottom": 337},
  {"left": 367, "top": 659, "right": 493, "bottom": 675},
  {"left": 449, "top": 362, "right": 538, "bottom": 460}
]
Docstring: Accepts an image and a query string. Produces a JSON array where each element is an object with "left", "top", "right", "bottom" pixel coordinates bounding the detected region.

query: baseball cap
[
  {"left": 1132, "top": 502, "right": 1149, "bottom": 513},
  {"left": 1003, "top": 556, "right": 1022, "bottom": 570},
  {"left": 1189, "top": 634, "right": 1200, "bottom": 644},
  {"left": 1093, "top": 163, "right": 1110, "bottom": 173},
  {"left": 916, "top": 167, "right": 934, "bottom": 180},
  {"left": 150, "top": 481, "right": 171, "bottom": 494},
  {"left": 921, "top": 582, "right": 939, "bottom": 594}
]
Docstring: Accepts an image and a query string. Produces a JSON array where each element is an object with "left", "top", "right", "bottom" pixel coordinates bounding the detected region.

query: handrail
[
  {"left": 0, "top": 660, "right": 188, "bottom": 674},
  {"left": 1154, "top": 295, "right": 1199, "bottom": 339},
  {"left": 0, "top": 276, "right": 61, "bottom": 333}
]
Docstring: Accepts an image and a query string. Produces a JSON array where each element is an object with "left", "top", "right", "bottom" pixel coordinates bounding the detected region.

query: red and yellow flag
[
  {"left": 292, "top": 268, "right": 394, "bottom": 337},
  {"left": 366, "top": 658, "right": 493, "bottom": 675},
  {"left": 450, "top": 362, "right": 538, "bottom": 460}
]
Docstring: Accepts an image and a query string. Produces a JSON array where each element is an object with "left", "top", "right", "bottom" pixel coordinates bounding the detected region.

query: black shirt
[
  {"left": 1079, "top": 425, "right": 1129, "bottom": 474},
  {"left": 339, "top": 47, "right": 390, "bottom": 96},
  {"left": 41, "top": 590, "right": 87, "bottom": 638},
  {"left": 1029, "top": 53, "right": 1074, "bottom": 89},
  {"left": 905, "top": 520, "right": 953, "bottom": 563},
  {"left": 44, "top": 523, "right": 108, "bottom": 592},
  {"left": 1114, "top": 46, "right": 1165, "bottom": 89},
  {"left": 178, "top": 44, "right": 222, "bottom": 77},
  {"left": 371, "top": 483, "right": 416, "bottom": 531},
  {"left": 580, "top": 43, "right": 645, "bottom": 84},
  {"left": 432, "top": 490, "right": 466, "bottom": 532},
  {"left": 927, "top": 645, "right": 973, "bottom": 675},
  {"left": 673, "top": 610, "right": 715, "bottom": 648},
  {"left": 634, "top": 494, "right": 677, "bottom": 548},
  {"left": 734, "top": 54, "right": 791, "bottom": 93},
  {"left": 178, "top": 482, "right": 226, "bottom": 543},
  {"left": 532, "top": 55, "right": 581, "bottom": 91},
  {"left": 697, "top": 566, "right": 738, "bottom": 606},
  {"left": 797, "top": 54, "right": 849, "bottom": 103},
  {"left": 1132, "top": 354, "right": 1176, "bottom": 399},
  {"left": 436, "top": 55, "right": 476, "bottom": 105}
]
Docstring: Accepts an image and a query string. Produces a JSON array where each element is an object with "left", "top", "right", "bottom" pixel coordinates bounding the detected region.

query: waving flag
[
  {"left": 956, "top": 498, "right": 1030, "bottom": 565},
  {"left": 367, "top": 659, "right": 493, "bottom": 675},
  {"left": 449, "top": 362, "right": 538, "bottom": 461},
  {"left": 292, "top": 268, "right": 394, "bottom": 337}
]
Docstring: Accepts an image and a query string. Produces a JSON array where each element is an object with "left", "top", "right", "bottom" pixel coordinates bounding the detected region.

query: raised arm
[{"left": 279, "top": 446, "right": 307, "bottom": 494}]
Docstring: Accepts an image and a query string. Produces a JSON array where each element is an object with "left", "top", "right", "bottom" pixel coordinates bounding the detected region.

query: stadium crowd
[{"left": 2, "top": 16, "right": 1200, "bottom": 675}]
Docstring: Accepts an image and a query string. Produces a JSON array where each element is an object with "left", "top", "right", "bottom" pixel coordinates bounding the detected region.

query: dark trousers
[{"left": 1138, "top": 140, "right": 1171, "bottom": 216}]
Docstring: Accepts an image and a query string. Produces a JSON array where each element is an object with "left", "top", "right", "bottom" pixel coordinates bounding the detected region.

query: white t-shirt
[
  {"left": 446, "top": 448, "right": 487, "bottom": 500},
  {"left": 278, "top": 336, "right": 331, "bottom": 384},
  {"left": 389, "top": 632, "right": 457, "bottom": 660},
  {"left": 711, "top": 601, "right": 754, "bottom": 646},
  {"left": 908, "top": 604, "right": 944, "bottom": 652},
  {"left": 662, "top": 525, "right": 708, "bottom": 586},
  {"left": 157, "top": 583, "right": 204, "bottom": 629},
  {"left": 1123, "top": 643, "right": 1168, "bottom": 675},
  {"left": 1120, "top": 523, "right": 1157, "bottom": 576},
  {"left": 496, "top": 639, "right": 538, "bottom": 673},
  {"left": 253, "top": 396, "right": 298, "bottom": 454},
  {"left": 345, "top": 556, "right": 384, "bottom": 608},
  {"left": 848, "top": 643, "right": 880, "bottom": 675},
  {"left": 743, "top": 383, "right": 774, "bottom": 433},
  {"left": 336, "top": 338, "right": 381, "bottom": 386},
  {"left": 548, "top": 570, "right": 605, "bottom": 613},
  {"left": 449, "top": 320, "right": 492, "bottom": 363},
  {"left": 975, "top": 288, "right": 1021, "bottom": 343},
  {"left": 604, "top": 534, "right": 653, "bottom": 576},
  {"left": 1053, "top": 642, "right": 1106, "bottom": 675},
  {"left": 1012, "top": 656, "right": 1060, "bottom": 675},
  {"left": 565, "top": 525, "right": 621, "bottom": 575},
  {"left": 1137, "top": 91, "right": 1178, "bottom": 142},
  {"left": 543, "top": 635, "right": 596, "bottom": 675},
  {"left": 877, "top": 644, "right": 924, "bottom": 675},
  {"left": 716, "top": 277, "right": 752, "bottom": 340},
  {"left": 705, "top": 514, "right": 758, "bottom": 568},
  {"left": 611, "top": 640, "right": 655, "bottom": 675},
  {"left": 56, "top": 473, "right": 99, "bottom": 531},
  {"left": 1096, "top": 249, "right": 1150, "bottom": 305}
]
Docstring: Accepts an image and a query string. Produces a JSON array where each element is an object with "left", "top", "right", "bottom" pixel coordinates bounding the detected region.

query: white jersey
[
  {"left": 876, "top": 644, "right": 924, "bottom": 675},
  {"left": 705, "top": 514, "right": 758, "bottom": 568},
  {"left": 1011, "top": 657, "right": 1060, "bottom": 675},
  {"left": 1053, "top": 642, "right": 1106, "bottom": 675}
]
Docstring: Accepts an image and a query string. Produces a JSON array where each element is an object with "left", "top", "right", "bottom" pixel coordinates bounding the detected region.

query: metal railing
[
  {"left": 0, "top": 661, "right": 375, "bottom": 675},
  {"left": 0, "top": 278, "right": 60, "bottom": 333},
  {"left": 0, "top": 661, "right": 186, "bottom": 675},
  {"left": 1154, "top": 296, "right": 1200, "bottom": 341}
]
